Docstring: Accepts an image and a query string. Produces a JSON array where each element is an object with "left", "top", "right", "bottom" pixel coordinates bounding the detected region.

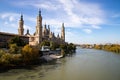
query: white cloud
[
  {"left": 43, "top": 19, "right": 62, "bottom": 27},
  {"left": 0, "top": 13, "right": 19, "bottom": 29},
  {"left": 91, "top": 25, "right": 101, "bottom": 29},
  {"left": 0, "top": 13, "right": 19, "bottom": 20},
  {"left": 11, "top": 0, "right": 105, "bottom": 30},
  {"left": 34, "top": 1, "right": 60, "bottom": 10},
  {"left": 65, "top": 30, "right": 84, "bottom": 44},
  {"left": 0, "top": 12, "right": 36, "bottom": 23},
  {"left": 4, "top": 21, "right": 9, "bottom": 25},
  {"left": 58, "top": 0, "right": 105, "bottom": 26},
  {"left": 12, "top": 0, "right": 60, "bottom": 11},
  {"left": 3, "top": 21, "right": 17, "bottom": 28},
  {"left": 24, "top": 24, "right": 32, "bottom": 30},
  {"left": 9, "top": 16, "right": 15, "bottom": 22},
  {"left": 10, "top": 23, "right": 17, "bottom": 28},
  {"left": 83, "top": 29, "right": 92, "bottom": 34}
]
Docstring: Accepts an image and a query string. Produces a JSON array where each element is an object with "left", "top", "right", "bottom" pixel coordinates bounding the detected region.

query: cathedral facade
[{"left": 0, "top": 10, "right": 65, "bottom": 47}]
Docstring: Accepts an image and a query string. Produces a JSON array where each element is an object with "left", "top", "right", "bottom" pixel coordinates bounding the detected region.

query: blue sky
[{"left": 0, "top": 0, "right": 120, "bottom": 44}]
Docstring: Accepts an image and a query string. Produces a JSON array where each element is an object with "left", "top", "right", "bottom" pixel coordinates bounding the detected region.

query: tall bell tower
[
  {"left": 18, "top": 14, "right": 24, "bottom": 35},
  {"left": 61, "top": 23, "right": 65, "bottom": 42},
  {"left": 36, "top": 9, "right": 42, "bottom": 44}
]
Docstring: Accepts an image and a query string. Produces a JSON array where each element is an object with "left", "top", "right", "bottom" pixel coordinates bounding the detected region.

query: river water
[{"left": 0, "top": 47, "right": 120, "bottom": 80}]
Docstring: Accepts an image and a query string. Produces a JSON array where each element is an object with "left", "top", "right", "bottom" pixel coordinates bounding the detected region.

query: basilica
[{"left": 0, "top": 10, "right": 65, "bottom": 47}]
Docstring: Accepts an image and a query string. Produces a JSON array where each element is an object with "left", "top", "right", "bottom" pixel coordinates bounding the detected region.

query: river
[{"left": 0, "top": 47, "right": 120, "bottom": 80}]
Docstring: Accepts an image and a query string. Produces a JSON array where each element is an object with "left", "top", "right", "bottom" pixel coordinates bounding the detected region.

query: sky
[{"left": 0, "top": 0, "right": 120, "bottom": 44}]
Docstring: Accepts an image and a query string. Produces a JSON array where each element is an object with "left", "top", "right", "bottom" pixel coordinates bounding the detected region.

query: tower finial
[
  {"left": 44, "top": 22, "right": 47, "bottom": 27},
  {"left": 62, "top": 23, "right": 64, "bottom": 27},
  {"left": 27, "top": 29, "right": 29, "bottom": 33},
  {"left": 39, "top": 8, "right": 41, "bottom": 16},
  {"left": 20, "top": 14, "right": 23, "bottom": 21},
  {"left": 57, "top": 33, "right": 59, "bottom": 38},
  {"left": 48, "top": 25, "right": 50, "bottom": 30}
]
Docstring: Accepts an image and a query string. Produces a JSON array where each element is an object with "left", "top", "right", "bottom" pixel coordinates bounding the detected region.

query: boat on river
[
  {"left": 40, "top": 54, "right": 63, "bottom": 62},
  {"left": 49, "top": 54, "right": 63, "bottom": 59}
]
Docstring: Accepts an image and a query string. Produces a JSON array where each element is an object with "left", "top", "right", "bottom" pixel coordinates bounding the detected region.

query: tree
[
  {"left": 94, "top": 44, "right": 120, "bottom": 53},
  {"left": 50, "top": 41, "right": 60, "bottom": 50},
  {"left": 60, "top": 44, "right": 67, "bottom": 50},
  {"left": 9, "top": 44, "right": 19, "bottom": 54},
  {"left": 0, "top": 53, "right": 12, "bottom": 66},
  {"left": 40, "top": 40, "right": 50, "bottom": 46},
  {"left": 22, "top": 45, "right": 39, "bottom": 64},
  {"left": 8, "top": 36, "right": 26, "bottom": 47},
  {"left": 0, "top": 49, "right": 5, "bottom": 58},
  {"left": 60, "top": 43, "right": 76, "bottom": 56},
  {"left": 68, "top": 43, "right": 76, "bottom": 52}
]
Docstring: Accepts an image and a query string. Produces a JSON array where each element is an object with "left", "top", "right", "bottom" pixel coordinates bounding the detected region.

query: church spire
[
  {"left": 20, "top": 14, "right": 23, "bottom": 21},
  {"left": 36, "top": 9, "right": 42, "bottom": 44},
  {"left": 25, "top": 29, "right": 30, "bottom": 36},
  {"left": 39, "top": 8, "right": 41, "bottom": 16},
  {"left": 18, "top": 14, "right": 24, "bottom": 35},
  {"left": 26, "top": 29, "right": 30, "bottom": 34},
  {"left": 57, "top": 33, "right": 60, "bottom": 38},
  {"left": 61, "top": 23, "right": 65, "bottom": 42}
]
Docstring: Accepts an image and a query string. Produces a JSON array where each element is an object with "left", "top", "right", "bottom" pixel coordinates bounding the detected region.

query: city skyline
[{"left": 0, "top": 0, "right": 120, "bottom": 44}]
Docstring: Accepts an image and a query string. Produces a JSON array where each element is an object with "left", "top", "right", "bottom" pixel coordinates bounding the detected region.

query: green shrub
[
  {"left": 0, "top": 49, "right": 22, "bottom": 65},
  {"left": 22, "top": 45, "right": 39, "bottom": 64},
  {"left": 0, "top": 53, "right": 12, "bottom": 66},
  {"left": 10, "top": 54, "right": 22, "bottom": 65},
  {"left": 0, "top": 49, "right": 6, "bottom": 58},
  {"left": 9, "top": 44, "right": 19, "bottom": 54},
  {"left": 94, "top": 44, "right": 120, "bottom": 54}
]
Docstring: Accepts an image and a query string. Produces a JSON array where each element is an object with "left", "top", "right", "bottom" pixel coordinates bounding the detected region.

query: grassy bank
[{"left": 94, "top": 44, "right": 120, "bottom": 53}]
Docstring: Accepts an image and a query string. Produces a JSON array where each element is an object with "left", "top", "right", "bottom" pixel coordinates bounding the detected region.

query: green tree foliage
[
  {"left": 68, "top": 43, "right": 76, "bottom": 52},
  {"left": 0, "top": 49, "right": 22, "bottom": 66},
  {"left": 0, "top": 49, "right": 6, "bottom": 58},
  {"left": 9, "top": 44, "right": 19, "bottom": 54},
  {"left": 10, "top": 54, "right": 22, "bottom": 65},
  {"left": 50, "top": 41, "right": 59, "bottom": 50},
  {"left": 8, "top": 36, "right": 26, "bottom": 47},
  {"left": 40, "top": 40, "right": 50, "bottom": 47},
  {"left": 60, "top": 44, "right": 67, "bottom": 50},
  {"left": 60, "top": 43, "right": 76, "bottom": 56},
  {"left": 0, "top": 53, "right": 12, "bottom": 66},
  {"left": 22, "top": 44, "right": 39, "bottom": 64}
]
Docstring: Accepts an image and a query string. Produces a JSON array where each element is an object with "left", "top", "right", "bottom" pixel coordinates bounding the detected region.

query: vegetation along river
[{"left": 0, "top": 47, "right": 120, "bottom": 80}]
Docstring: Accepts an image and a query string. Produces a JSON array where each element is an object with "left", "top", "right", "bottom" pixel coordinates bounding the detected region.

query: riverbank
[
  {"left": 0, "top": 56, "right": 57, "bottom": 73},
  {"left": 0, "top": 43, "right": 76, "bottom": 72},
  {"left": 0, "top": 47, "right": 120, "bottom": 80},
  {"left": 0, "top": 53, "right": 74, "bottom": 73},
  {"left": 94, "top": 44, "right": 120, "bottom": 53}
]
